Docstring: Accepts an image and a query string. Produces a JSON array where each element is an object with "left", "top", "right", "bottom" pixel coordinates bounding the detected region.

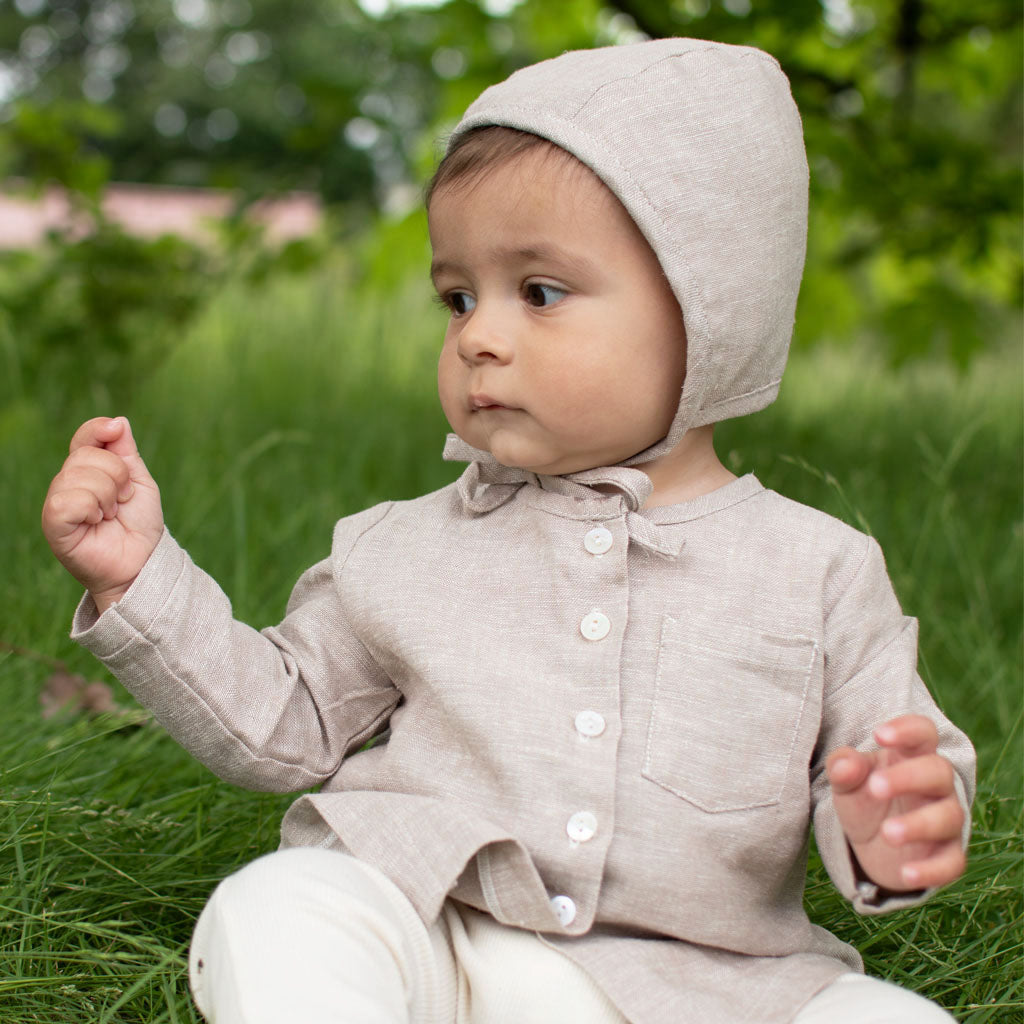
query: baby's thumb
[
  {"left": 105, "top": 417, "right": 158, "bottom": 493},
  {"left": 102, "top": 416, "right": 139, "bottom": 458}
]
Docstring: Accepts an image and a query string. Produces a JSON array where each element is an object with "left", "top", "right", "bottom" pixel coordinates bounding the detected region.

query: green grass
[{"left": 1, "top": 266, "right": 1021, "bottom": 1022}]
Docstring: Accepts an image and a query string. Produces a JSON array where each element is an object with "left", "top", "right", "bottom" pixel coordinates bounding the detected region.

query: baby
[{"left": 42, "top": 39, "right": 975, "bottom": 1024}]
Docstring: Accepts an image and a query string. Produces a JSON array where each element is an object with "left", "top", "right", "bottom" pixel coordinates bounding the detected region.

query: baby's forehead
[
  {"left": 432, "top": 148, "right": 629, "bottom": 226},
  {"left": 427, "top": 126, "right": 600, "bottom": 207},
  {"left": 431, "top": 138, "right": 631, "bottom": 242},
  {"left": 428, "top": 143, "right": 659, "bottom": 286}
]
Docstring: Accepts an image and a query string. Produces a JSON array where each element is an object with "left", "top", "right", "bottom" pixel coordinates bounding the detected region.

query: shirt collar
[
  {"left": 447, "top": 434, "right": 698, "bottom": 559},
  {"left": 444, "top": 433, "right": 654, "bottom": 511}
]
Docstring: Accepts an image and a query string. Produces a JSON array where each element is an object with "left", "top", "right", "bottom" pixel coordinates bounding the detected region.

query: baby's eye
[
  {"left": 436, "top": 290, "right": 476, "bottom": 316},
  {"left": 524, "top": 283, "right": 567, "bottom": 308}
]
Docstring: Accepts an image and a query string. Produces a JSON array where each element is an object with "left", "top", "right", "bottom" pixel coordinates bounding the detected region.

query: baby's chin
[
  {"left": 454, "top": 424, "right": 660, "bottom": 477},
  {"left": 485, "top": 441, "right": 643, "bottom": 478}
]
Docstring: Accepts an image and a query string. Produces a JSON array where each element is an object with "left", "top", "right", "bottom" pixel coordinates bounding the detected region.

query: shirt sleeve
[
  {"left": 71, "top": 506, "right": 400, "bottom": 793},
  {"left": 810, "top": 536, "right": 976, "bottom": 915}
]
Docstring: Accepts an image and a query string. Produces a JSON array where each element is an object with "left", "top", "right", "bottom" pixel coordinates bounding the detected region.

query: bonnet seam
[{"left": 573, "top": 46, "right": 782, "bottom": 118}]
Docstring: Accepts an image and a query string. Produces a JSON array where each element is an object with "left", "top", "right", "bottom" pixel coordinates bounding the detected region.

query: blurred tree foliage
[
  {"left": 602, "top": 0, "right": 1023, "bottom": 364},
  {"left": 0, "top": 0, "right": 1020, "bottom": 376}
]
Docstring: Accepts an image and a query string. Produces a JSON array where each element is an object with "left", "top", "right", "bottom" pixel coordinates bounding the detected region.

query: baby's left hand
[{"left": 826, "top": 714, "right": 966, "bottom": 893}]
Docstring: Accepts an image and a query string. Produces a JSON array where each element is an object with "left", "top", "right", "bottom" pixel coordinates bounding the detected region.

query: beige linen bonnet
[{"left": 446, "top": 38, "right": 809, "bottom": 464}]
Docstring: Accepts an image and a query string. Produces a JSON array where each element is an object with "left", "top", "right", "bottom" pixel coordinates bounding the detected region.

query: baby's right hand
[{"left": 42, "top": 417, "right": 164, "bottom": 614}]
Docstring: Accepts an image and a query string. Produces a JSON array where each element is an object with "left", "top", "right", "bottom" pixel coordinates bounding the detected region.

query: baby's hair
[{"left": 426, "top": 125, "right": 580, "bottom": 206}]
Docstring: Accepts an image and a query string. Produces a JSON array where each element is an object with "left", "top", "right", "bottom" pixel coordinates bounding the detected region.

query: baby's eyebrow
[
  {"left": 429, "top": 258, "right": 459, "bottom": 287},
  {"left": 430, "top": 244, "right": 599, "bottom": 286}
]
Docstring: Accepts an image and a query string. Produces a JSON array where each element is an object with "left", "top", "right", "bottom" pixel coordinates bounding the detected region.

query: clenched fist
[{"left": 42, "top": 417, "right": 164, "bottom": 613}]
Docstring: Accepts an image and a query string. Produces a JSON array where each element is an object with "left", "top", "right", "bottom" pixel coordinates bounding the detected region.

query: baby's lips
[{"left": 470, "top": 393, "right": 505, "bottom": 410}]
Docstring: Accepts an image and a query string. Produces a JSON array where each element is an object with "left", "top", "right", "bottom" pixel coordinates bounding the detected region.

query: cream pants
[{"left": 189, "top": 848, "right": 955, "bottom": 1024}]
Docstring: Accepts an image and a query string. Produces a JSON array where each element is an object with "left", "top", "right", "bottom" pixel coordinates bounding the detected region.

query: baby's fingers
[
  {"left": 43, "top": 448, "right": 131, "bottom": 546},
  {"left": 881, "top": 794, "right": 965, "bottom": 847},
  {"left": 43, "top": 485, "right": 108, "bottom": 534},
  {"left": 874, "top": 715, "right": 938, "bottom": 758},
  {"left": 825, "top": 747, "right": 875, "bottom": 796},
  {"left": 59, "top": 459, "right": 131, "bottom": 510},
  {"left": 867, "top": 753, "right": 955, "bottom": 802},
  {"left": 898, "top": 840, "right": 967, "bottom": 890}
]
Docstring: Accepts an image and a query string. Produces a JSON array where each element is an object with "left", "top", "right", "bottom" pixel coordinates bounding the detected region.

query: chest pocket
[{"left": 642, "top": 614, "right": 817, "bottom": 812}]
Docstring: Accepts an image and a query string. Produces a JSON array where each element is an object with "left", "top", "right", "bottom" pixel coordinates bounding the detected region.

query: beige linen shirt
[{"left": 73, "top": 469, "right": 975, "bottom": 1024}]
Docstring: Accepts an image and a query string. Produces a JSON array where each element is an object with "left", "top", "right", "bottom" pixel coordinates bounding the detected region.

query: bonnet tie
[{"left": 445, "top": 434, "right": 685, "bottom": 559}]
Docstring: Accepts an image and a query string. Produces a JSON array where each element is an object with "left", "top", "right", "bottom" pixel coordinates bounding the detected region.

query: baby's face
[{"left": 429, "top": 147, "right": 686, "bottom": 477}]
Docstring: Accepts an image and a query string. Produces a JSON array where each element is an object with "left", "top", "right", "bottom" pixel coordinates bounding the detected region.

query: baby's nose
[{"left": 458, "top": 306, "right": 513, "bottom": 364}]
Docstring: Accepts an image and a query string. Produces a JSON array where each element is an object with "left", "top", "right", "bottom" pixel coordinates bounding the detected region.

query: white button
[
  {"left": 566, "top": 811, "right": 598, "bottom": 843},
  {"left": 574, "top": 710, "right": 606, "bottom": 738},
  {"left": 583, "top": 526, "right": 613, "bottom": 555},
  {"left": 550, "top": 895, "right": 577, "bottom": 926},
  {"left": 580, "top": 610, "right": 610, "bottom": 641}
]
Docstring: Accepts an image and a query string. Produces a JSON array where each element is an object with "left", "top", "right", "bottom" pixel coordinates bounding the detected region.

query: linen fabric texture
[
  {"left": 70, "top": 39, "right": 975, "bottom": 1024},
  {"left": 72, "top": 473, "right": 975, "bottom": 1023}
]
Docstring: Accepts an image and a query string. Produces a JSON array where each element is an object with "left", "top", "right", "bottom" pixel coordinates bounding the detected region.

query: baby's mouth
[{"left": 470, "top": 393, "right": 513, "bottom": 411}]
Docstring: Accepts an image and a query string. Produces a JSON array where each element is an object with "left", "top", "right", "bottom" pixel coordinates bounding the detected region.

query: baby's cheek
[{"left": 436, "top": 359, "right": 464, "bottom": 426}]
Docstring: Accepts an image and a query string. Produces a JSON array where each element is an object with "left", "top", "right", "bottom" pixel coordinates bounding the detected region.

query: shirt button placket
[
  {"left": 566, "top": 810, "right": 598, "bottom": 845},
  {"left": 560, "top": 521, "right": 619, "bottom": 931},
  {"left": 581, "top": 523, "right": 614, "bottom": 642},
  {"left": 583, "top": 526, "right": 613, "bottom": 555},
  {"left": 579, "top": 609, "right": 611, "bottom": 641},
  {"left": 578, "top": 527, "right": 612, "bottom": 742},
  {"left": 574, "top": 710, "right": 606, "bottom": 738}
]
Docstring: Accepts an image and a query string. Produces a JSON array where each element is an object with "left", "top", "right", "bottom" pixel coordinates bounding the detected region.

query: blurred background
[
  {"left": 0, "top": 4, "right": 1021, "bottom": 1020},
  {"left": 0, "top": 0, "right": 1020, "bottom": 402}
]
